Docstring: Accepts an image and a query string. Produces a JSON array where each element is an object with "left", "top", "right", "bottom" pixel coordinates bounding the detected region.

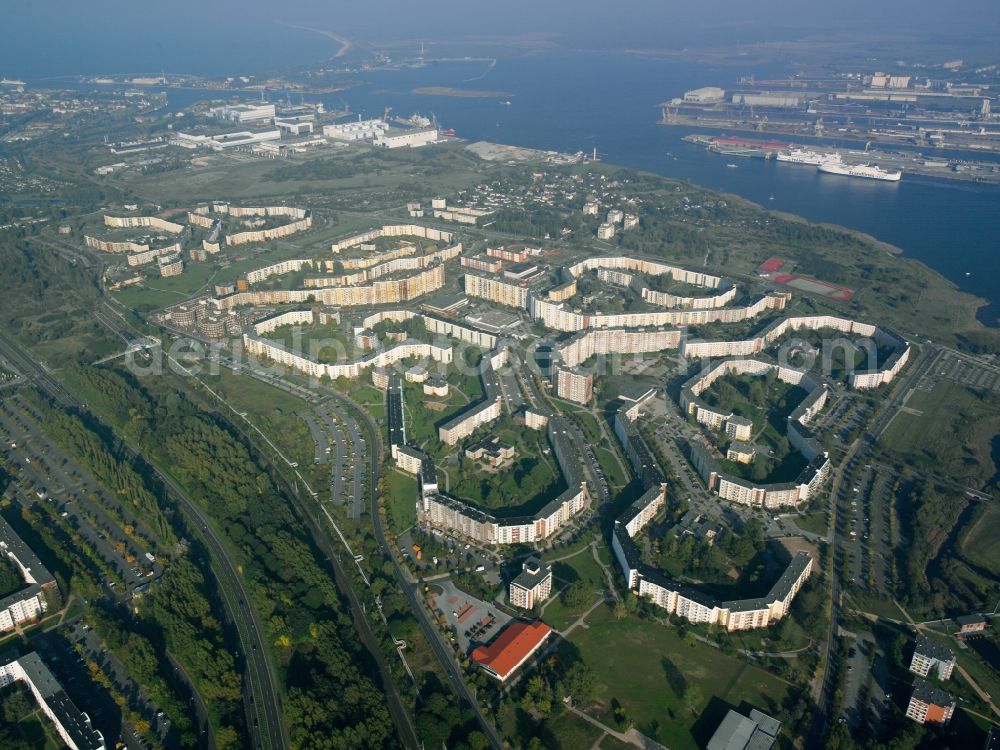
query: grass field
[
  {"left": 960, "top": 504, "right": 1000, "bottom": 578},
  {"left": 567, "top": 607, "right": 795, "bottom": 749},
  {"left": 199, "top": 366, "right": 314, "bottom": 465},
  {"left": 880, "top": 379, "right": 1000, "bottom": 490},
  {"left": 112, "top": 262, "right": 217, "bottom": 312},
  {"left": 385, "top": 470, "right": 418, "bottom": 532},
  {"left": 595, "top": 446, "right": 628, "bottom": 490},
  {"left": 846, "top": 591, "right": 907, "bottom": 621},
  {"left": 794, "top": 510, "right": 829, "bottom": 536}
]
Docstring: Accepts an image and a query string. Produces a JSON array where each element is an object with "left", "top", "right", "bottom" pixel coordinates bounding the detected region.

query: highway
[
  {"left": 327, "top": 390, "right": 505, "bottom": 750},
  {"left": 0, "top": 326, "right": 288, "bottom": 750}
]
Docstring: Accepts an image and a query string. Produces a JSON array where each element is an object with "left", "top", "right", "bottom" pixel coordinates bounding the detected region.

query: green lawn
[
  {"left": 566, "top": 608, "right": 795, "bottom": 750},
  {"left": 205, "top": 364, "right": 309, "bottom": 415},
  {"left": 385, "top": 470, "right": 418, "bottom": 532},
  {"left": 199, "top": 366, "right": 314, "bottom": 465},
  {"left": 794, "top": 510, "right": 829, "bottom": 536},
  {"left": 879, "top": 379, "right": 1000, "bottom": 489},
  {"left": 960, "top": 504, "right": 1000, "bottom": 578},
  {"left": 595, "top": 447, "right": 628, "bottom": 490},
  {"left": 846, "top": 591, "right": 907, "bottom": 621},
  {"left": 541, "top": 593, "right": 604, "bottom": 633},
  {"left": 540, "top": 710, "right": 606, "bottom": 750}
]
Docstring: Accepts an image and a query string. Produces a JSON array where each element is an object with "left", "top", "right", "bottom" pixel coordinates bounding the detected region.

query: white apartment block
[
  {"left": 0, "top": 653, "right": 105, "bottom": 749},
  {"left": 438, "top": 397, "right": 502, "bottom": 445},
  {"left": 330, "top": 224, "right": 452, "bottom": 253},
  {"left": 554, "top": 328, "right": 681, "bottom": 368},
  {"left": 909, "top": 636, "right": 956, "bottom": 680},
  {"left": 103, "top": 214, "right": 184, "bottom": 233},
  {"left": 244, "top": 329, "right": 452, "bottom": 383},
  {"left": 509, "top": 558, "right": 553, "bottom": 610},
  {"left": 394, "top": 445, "right": 425, "bottom": 475},
  {"left": 463, "top": 273, "right": 530, "bottom": 310},
  {"left": 554, "top": 367, "right": 594, "bottom": 405},
  {"left": 216, "top": 265, "right": 445, "bottom": 309}
]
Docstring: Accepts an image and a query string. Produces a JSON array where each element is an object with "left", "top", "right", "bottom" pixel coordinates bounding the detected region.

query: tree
[
  {"left": 561, "top": 580, "right": 592, "bottom": 609},
  {"left": 613, "top": 599, "right": 628, "bottom": 621}
]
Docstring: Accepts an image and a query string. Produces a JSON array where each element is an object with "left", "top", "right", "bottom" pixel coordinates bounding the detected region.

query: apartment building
[
  {"left": 554, "top": 328, "right": 681, "bottom": 368},
  {"left": 394, "top": 445, "right": 425, "bottom": 475},
  {"left": 509, "top": 557, "right": 553, "bottom": 610},
  {"left": 423, "top": 376, "right": 449, "bottom": 397},
  {"left": 244, "top": 327, "right": 452, "bottom": 382},
  {"left": 103, "top": 214, "right": 184, "bottom": 233},
  {"left": 529, "top": 292, "right": 787, "bottom": 333},
  {"left": 461, "top": 254, "right": 503, "bottom": 274},
  {"left": 330, "top": 224, "right": 453, "bottom": 253},
  {"left": 216, "top": 264, "right": 445, "bottom": 309},
  {"left": 725, "top": 416, "right": 753, "bottom": 442},
  {"left": 0, "top": 652, "right": 105, "bottom": 749},
  {"left": 463, "top": 273, "right": 530, "bottom": 310},
  {"left": 909, "top": 635, "right": 956, "bottom": 680},
  {"left": 127, "top": 242, "right": 182, "bottom": 267},
  {"left": 225, "top": 209, "right": 312, "bottom": 246},
  {"left": 439, "top": 397, "right": 502, "bottom": 445},
  {"left": 487, "top": 245, "right": 534, "bottom": 263},
  {"left": 0, "top": 516, "right": 57, "bottom": 632},
  {"left": 554, "top": 367, "right": 594, "bottom": 405},
  {"left": 906, "top": 678, "right": 956, "bottom": 726}
]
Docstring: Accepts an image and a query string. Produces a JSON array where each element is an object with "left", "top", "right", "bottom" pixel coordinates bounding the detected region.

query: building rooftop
[
  {"left": 957, "top": 614, "right": 988, "bottom": 626},
  {"left": 0, "top": 515, "right": 56, "bottom": 589},
  {"left": 386, "top": 374, "right": 405, "bottom": 448},
  {"left": 471, "top": 620, "right": 552, "bottom": 681},
  {"left": 511, "top": 557, "right": 551, "bottom": 592},
  {"left": 911, "top": 676, "right": 955, "bottom": 708},
  {"left": 707, "top": 707, "right": 781, "bottom": 750},
  {"left": 421, "top": 293, "right": 469, "bottom": 315},
  {"left": 914, "top": 634, "right": 955, "bottom": 664},
  {"left": 16, "top": 652, "right": 105, "bottom": 750}
]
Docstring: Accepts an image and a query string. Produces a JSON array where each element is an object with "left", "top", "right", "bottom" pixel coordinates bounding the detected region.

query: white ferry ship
[
  {"left": 776, "top": 148, "right": 840, "bottom": 166},
  {"left": 817, "top": 160, "right": 902, "bottom": 181}
]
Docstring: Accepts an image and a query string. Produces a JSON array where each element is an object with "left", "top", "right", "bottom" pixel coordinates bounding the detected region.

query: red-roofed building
[{"left": 471, "top": 620, "right": 552, "bottom": 682}]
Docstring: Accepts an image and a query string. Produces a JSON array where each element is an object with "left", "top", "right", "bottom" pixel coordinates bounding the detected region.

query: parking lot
[
  {"left": 426, "top": 578, "right": 512, "bottom": 652},
  {"left": 0, "top": 397, "right": 163, "bottom": 597}
]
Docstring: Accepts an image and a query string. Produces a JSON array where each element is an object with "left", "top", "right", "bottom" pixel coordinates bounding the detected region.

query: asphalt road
[{"left": 0, "top": 327, "right": 287, "bottom": 750}]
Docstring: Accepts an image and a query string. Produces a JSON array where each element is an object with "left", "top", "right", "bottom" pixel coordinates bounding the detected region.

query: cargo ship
[
  {"left": 817, "top": 161, "right": 902, "bottom": 181},
  {"left": 693, "top": 135, "right": 791, "bottom": 158}
]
